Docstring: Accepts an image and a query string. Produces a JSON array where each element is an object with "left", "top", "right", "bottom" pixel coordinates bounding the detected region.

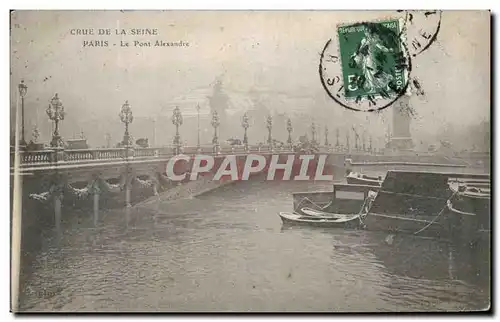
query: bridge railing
[
  {"left": 14, "top": 150, "right": 54, "bottom": 165},
  {"left": 95, "top": 148, "right": 127, "bottom": 160},
  {"left": 134, "top": 147, "right": 158, "bottom": 158},
  {"left": 64, "top": 149, "right": 98, "bottom": 162},
  {"left": 11, "top": 145, "right": 297, "bottom": 167}
]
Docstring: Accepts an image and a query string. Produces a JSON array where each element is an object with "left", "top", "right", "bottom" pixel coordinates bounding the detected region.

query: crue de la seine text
[{"left": 69, "top": 28, "right": 190, "bottom": 48}]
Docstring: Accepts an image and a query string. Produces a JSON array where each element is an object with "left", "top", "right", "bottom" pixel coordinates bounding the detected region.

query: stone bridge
[
  {"left": 10, "top": 144, "right": 489, "bottom": 232},
  {"left": 10, "top": 145, "right": 344, "bottom": 232}
]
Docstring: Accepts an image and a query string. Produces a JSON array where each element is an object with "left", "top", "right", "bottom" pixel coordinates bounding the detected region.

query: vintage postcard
[{"left": 10, "top": 10, "right": 490, "bottom": 312}]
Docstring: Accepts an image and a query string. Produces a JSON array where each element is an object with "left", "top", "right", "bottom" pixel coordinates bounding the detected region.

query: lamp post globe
[
  {"left": 18, "top": 80, "right": 28, "bottom": 147},
  {"left": 324, "top": 126, "right": 329, "bottom": 147},
  {"left": 171, "top": 106, "right": 183, "bottom": 154},
  {"left": 119, "top": 100, "right": 133, "bottom": 147},
  {"left": 46, "top": 93, "right": 66, "bottom": 148},
  {"left": 311, "top": 121, "right": 317, "bottom": 144},
  {"left": 196, "top": 104, "right": 201, "bottom": 150},
  {"left": 286, "top": 118, "right": 293, "bottom": 149},
  {"left": 241, "top": 112, "right": 250, "bottom": 150},
  {"left": 266, "top": 115, "right": 273, "bottom": 148},
  {"left": 211, "top": 110, "right": 220, "bottom": 153}
]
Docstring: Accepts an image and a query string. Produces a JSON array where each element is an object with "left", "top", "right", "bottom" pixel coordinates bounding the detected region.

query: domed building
[{"left": 152, "top": 78, "right": 324, "bottom": 147}]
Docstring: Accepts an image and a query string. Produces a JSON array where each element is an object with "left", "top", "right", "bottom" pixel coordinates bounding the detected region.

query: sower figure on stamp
[{"left": 348, "top": 25, "right": 396, "bottom": 96}]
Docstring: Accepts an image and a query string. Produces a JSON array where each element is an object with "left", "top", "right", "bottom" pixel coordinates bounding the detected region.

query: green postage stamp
[{"left": 337, "top": 20, "right": 407, "bottom": 100}]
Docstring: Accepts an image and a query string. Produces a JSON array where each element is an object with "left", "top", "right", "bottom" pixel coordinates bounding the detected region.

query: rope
[
  {"left": 357, "top": 194, "right": 376, "bottom": 228},
  {"left": 379, "top": 190, "right": 448, "bottom": 200},
  {"left": 446, "top": 200, "right": 475, "bottom": 216},
  {"left": 293, "top": 197, "right": 331, "bottom": 213},
  {"left": 413, "top": 191, "right": 457, "bottom": 235}
]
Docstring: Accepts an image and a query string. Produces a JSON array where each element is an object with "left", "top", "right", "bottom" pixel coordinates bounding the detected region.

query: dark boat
[
  {"left": 278, "top": 212, "right": 360, "bottom": 228},
  {"left": 362, "top": 170, "right": 490, "bottom": 242},
  {"left": 346, "top": 171, "right": 383, "bottom": 187}
]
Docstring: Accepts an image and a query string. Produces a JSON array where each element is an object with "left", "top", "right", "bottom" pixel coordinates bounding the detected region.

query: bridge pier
[
  {"left": 124, "top": 181, "right": 131, "bottom": 228},
  {"left": 87, "top": 178, "right": 102, "bottom": 227},
  {"left": 54, "top": 195, "right": 62, "bottom": 234},
  {"left": 125, "top": 183, "right": 131, "bottom": 208},
  {"left": 93, "top": 192, "right": 99, "bottom": 227}
]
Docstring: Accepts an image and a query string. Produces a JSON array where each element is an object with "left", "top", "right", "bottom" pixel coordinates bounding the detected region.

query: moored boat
[
  {"left": 279, "top": 183, "right": 377, "bottom": 229},
  {"left": 299, "top": 190, "right": 377, "bottom": 219},
  {"left": 362, "top": 170, "right": 491, "bottom": 242},
  {"left": 278, "top": 212, "right": 360, "bottom": 228},
  {"left": 300, "top": 207, "right": 359, "bottom": 219},
  {"left": 346, "top": 171, "right": 383, "bottom": 187},
  {"left": 283, "top": 169, "right": 490, "bottom": 243}
]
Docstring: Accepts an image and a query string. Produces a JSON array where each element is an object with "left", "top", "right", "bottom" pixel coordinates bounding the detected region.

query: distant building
[{"left": 386, "top": 95, "right": 414, "bottom": 151}]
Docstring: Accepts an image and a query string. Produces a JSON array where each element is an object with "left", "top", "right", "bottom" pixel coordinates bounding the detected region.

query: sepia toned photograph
[{"left": 9, "top": 10, "right": 491, "bottom": 312}]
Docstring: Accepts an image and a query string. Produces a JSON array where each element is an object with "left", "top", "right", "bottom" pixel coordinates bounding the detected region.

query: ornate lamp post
[
  {"left": 151, "top": 118, "right": 157, "bottom": 147},
  {"left": 172, "top": 106, "right": 183, "bottom": 154},
  {"left": 336, "top": 128, "right": 340, "bottom": 150},
  {"left": 196, "top": 104, "right": 201, "bottom": 151},
  {"left": 346, "top": 131, "right": 350, "bottom": 152},
  {"left": 353, "top": 128, "right": 359, "bottom": 151},
  {"left": 311, "top": 121, "right": 317, "bottom": 144},
  {"left": 362, "top": 132, "right": 366, "bottom": 152},
  {"left": 46, "top": 93, "right": 66, "bottom": 148},
  {"left": 211, "top": 110, "right": 220, "bottom": 153},
  {"left": 18, "top": 80, "right": 28, "bottom": 146},
  {"left": 266, "top": 115, "right": 273, "bottom": 149},
  {"left": 119, "top": 100, "right": 133, "bottom": 146},
  {"left": 241, "top": 112, "right": 250, "bottom": 151},
  {"left": 286, "top": 118, "right": 293, "bottom": 149},
  {"left": 324, "top": 126, "right": 329, "bottom": 147}
]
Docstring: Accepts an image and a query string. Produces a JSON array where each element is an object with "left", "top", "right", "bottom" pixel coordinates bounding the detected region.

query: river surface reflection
[{"left": 20, "top": 178, "right": 490, "bottom": 312}]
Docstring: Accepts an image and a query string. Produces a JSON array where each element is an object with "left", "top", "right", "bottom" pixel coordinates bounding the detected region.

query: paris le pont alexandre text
[{"left": 69, "top": 28, "right": 190, "bottom": 48}]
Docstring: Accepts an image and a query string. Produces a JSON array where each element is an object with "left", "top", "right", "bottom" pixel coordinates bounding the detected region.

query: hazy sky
[{"left": 10, "top": 10, "right": 490, "bottom": 140}]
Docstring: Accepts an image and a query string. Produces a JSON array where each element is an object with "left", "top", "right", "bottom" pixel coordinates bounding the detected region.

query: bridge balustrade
[
  {"left": 64, "top": 149, "right": 96, "bottom": 162},
  {"left": 95, "top": 148, "right": 127, "bottom": 160},
  {"left": 17, "top": 150, "right": 53, "bottom": 165},
  {"left": 11, "top": 144, "right": 364, "bottom": 168},
  {"left": 134, "top": 147, "right": 158, "bottom": 158}
]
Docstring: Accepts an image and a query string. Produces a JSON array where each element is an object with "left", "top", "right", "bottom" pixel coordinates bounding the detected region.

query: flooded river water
[{"left": 19, "top": 178, "right": 490, "bottom": 312}]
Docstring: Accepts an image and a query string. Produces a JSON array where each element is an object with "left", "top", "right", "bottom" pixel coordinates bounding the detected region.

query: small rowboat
[
  {"left": 346, "top": 172, "right": 383, "bottom": 187},
  {"left": 278, "top": 212, "right": 360, "bottom": 228},
  {"left": 300, "top": 207, "right": 360, "bottom": 219},
  {"left": 299, "top": 190, "right": 377, "bottom": 219}
]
